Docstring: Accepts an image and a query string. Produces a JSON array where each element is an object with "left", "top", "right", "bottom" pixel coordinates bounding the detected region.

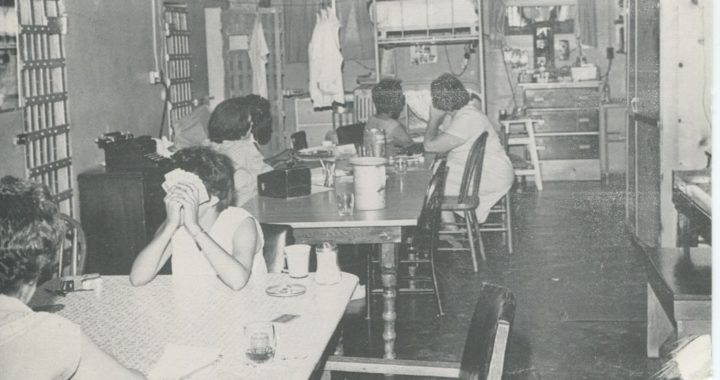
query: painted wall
[{"left": 0, "top": 110, "right": 25, "bottom": 178}]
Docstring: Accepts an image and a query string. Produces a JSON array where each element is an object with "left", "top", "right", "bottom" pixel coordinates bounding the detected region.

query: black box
[{"left": 257, "top": 166, "right": 311, "bottom": 198}]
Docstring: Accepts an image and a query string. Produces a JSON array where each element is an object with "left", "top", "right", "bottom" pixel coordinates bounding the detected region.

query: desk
[
  {"left": 246, "top": 170, "right": 430, "bottom": 359},
  {"left": 29, "top": 274, "right": 358, "bottom": 379},
  {"left": 645, "top": 248, "right": 711, "bottom": 358},
  {"left": 672, "top": 170, "right": 711, "bottom": 247}
]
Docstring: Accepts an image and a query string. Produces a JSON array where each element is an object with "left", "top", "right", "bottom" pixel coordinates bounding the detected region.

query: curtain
[{"left": 575, "top": 0, "right": 597, "bottom": 47}]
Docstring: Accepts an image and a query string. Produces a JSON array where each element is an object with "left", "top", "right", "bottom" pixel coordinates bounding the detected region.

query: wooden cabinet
[
  {"left": 518, "top": 82, "right": 602, "bottom": 181},
  {"left": 78, "top": 167, "right": 168, "bottom": 275}
]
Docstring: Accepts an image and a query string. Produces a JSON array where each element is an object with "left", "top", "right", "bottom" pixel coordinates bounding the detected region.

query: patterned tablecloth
[{"left": 29, "top": 273, "right": 358, "bottom": 379}]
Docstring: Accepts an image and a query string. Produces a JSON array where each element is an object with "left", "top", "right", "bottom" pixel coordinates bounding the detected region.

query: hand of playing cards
[{"left": 162, "top": 168, "right": 210, "bottom": 204}]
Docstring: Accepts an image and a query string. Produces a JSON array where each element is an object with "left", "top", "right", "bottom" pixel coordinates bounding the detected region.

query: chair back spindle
[{"left": 457, "top": 132, "right": 489, "bottom": 206}]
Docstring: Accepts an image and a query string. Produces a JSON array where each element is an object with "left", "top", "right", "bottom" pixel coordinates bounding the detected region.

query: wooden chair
[
  {"left": 335, "top": 123, "right": 365, "bottom": 146},
  {"left": 57, "top": 213, "right": 87, "bottom": 277},
  {"left": 439, "top": 132, "right": 489, "bottom": 272},
  {"left": 290, "top": 131, "right": 308, "bottom": 151},
  {"left": 260, "top": 223, "right": 294, "bottom": 273},
  {"left": 324, "top": 283, "right": 517, "bottom": 380},
  {"left": 367, "top": 160, "right": 449, "bottom": 317}
]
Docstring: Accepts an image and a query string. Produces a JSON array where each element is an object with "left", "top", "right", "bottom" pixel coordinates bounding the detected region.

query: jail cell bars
[
  {"left": 15, "top": 0, "right": 74, "bottom": 215},
  {"left": 163, "top": 4, "right": 193, "bottom": 135}
]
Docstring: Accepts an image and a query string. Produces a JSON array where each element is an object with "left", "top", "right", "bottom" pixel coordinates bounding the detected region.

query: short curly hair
[
  {"left": 372, "top": 79, "right": 405, "bottom": 119},
  {"left": 0, "top": 176, "right": 63, "bottom": 295},
  {"left": 207, "top": 97, "right": 253, "bottom": 143},
  {"left": 246, "top": 94, "right": 273, "bottom": 145},
  {"left": 430, "top": 73, "right": 470, "bottom": 111},
  {"left": 172, "top": 146, "right": 236, "bottom": 210}
]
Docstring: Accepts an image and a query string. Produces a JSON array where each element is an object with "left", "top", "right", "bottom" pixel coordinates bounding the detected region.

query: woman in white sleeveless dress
[{"left": 131, "top": 146, "right": 266, "bottom": 290}]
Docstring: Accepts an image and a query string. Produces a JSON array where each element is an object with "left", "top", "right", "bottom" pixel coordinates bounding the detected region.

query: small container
[
  {"left": 363, "top": 127, "right": 387, "bottom": 158},
  {"left": 315, "top": 242, "right": 342, "bottom": 285}
]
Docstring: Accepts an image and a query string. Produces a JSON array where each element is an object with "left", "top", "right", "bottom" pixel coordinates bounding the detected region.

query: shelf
[
  {"left": 376, "top": 27, "right": 480, "bottom": 46},
  {"left": 518, "top": 81, "right": 601, "bottom": 90}
]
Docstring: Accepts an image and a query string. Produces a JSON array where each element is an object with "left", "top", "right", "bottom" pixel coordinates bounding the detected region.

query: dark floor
[{"left": 336, "top": 178, "right": 662, "bottom": 379}]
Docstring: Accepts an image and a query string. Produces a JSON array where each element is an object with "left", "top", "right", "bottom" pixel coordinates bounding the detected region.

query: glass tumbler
[{"left": 244, "top": 322, "right": 276, "bottom": 364}]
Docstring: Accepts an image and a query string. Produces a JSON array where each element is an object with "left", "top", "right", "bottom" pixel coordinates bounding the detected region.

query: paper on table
[{"left": 147, "top": 343, "right": 221, "bottom": 380}]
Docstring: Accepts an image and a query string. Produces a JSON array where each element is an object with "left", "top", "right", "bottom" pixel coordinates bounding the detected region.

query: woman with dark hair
[
  {"left": 0, "top": 176, "right": 144, "bottom": 379},
  {"left": 130, "top": 146, "right": 266, "bottom": 290},
  {"left": 206, "top": 96, "right": 273, "bottom": 207},
  {"left": 365, "top": 79, "right": 415, "bottom": 154},
  {"left": 424, "top": 73, "right": 514, "bottom": 224}
]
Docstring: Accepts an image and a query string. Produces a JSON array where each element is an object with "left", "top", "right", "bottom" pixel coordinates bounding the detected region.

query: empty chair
[
  {"left": 324, "top": 283, "right": 517, "bottom": 380},
  {"left": 57, "top": 213, "right": 87, "bottom": 277},
  {"left": 368, "top": 160, "right": 448, "bottom": 317},
  {"left": 335, "top": 123, "right": 365, "bottom": 146},
  {"left": 439, "top": 132, "right": 489, "bottom": 272},
  {"left": 501, "top": 119, "right": 543, "bottom": 191},
  {"left": 290, "top": 131, "right": 308, "bottom": 151},
  {"left": 260, "top": 223, "right": 294, "bottom": 273}
]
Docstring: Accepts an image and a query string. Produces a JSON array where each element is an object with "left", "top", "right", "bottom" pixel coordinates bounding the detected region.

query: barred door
[
  {"left": 14, "top": 0, "right": 73, "bottom": 215},
  {"left": 163, "top": 4, "right": 193, "bottom": 137}
]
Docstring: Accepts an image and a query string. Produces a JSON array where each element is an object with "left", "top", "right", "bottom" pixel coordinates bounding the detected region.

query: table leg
[
  {"left": 380, "top": 243, "right": 397, "bottom": 360},
  {"left": 647, "top": 283, "right": 674, "bottom": 358}
]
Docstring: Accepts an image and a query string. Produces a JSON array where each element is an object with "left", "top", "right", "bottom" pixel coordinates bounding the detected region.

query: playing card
[
  {"left": 162, "top": 168, "right": 210, "bottom": 203},
  {"left": 271, "top": 314, "right": 300, "bottom": 323}
]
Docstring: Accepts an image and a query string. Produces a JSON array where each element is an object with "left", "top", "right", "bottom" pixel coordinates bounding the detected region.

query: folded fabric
[{"left": 148, "top": 343, "right": 221, "bottom": 380}]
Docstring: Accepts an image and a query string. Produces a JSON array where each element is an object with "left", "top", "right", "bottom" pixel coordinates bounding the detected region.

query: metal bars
[
  {"left": 15, "top": 0, "right": 74, "bottom": 215},
  {"left": 163, "top": 4, "right": 193, "bottom": 134}
]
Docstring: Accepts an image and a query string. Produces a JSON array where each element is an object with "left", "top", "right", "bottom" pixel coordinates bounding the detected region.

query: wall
[
  {"left": 0, "top": 110, "right": 25, "bottom": 177},
  {"left": 0, "top": 0, "right": 223, "bottom": 216}
]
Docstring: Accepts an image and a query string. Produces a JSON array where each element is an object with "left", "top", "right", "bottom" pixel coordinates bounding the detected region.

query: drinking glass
[
  {"left": 244, "top": 322, "right": 276, "bottom": 364},
  {"left": 336, "top": 192, "right": 355, "bottom": 216},
  {"left": 395, "top": 156, "right": 408, "bottom": 174}
]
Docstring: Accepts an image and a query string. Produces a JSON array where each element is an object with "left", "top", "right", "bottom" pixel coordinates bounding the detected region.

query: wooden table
[
  {"left": 246, "top": 170, "right": 430, "bottom": 359},
  {"left": 672, "top": 170, "right": 711, "bottom": 247},
  {"left": 645, "top": 247, "right": 711, "bottom": 358},
  {"left": 29, "top": 274, "right": 358, "bottom": 379}
]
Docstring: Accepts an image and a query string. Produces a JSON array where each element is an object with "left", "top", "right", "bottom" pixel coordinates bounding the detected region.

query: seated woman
[
  {"left": 0, "top": 176, "right": 144, "bottom": 379},
  {"left": 423, "top": 74, "right": 514, "bottom": 224},
  {"left": 365, "top": 79, "right": 416, "bottom": 155},
  {"left": 130, "top": 146, "right": 266, "bottom": 290},
  {"left": 206, "top": 96, "right": 273, "bottom": 207}
]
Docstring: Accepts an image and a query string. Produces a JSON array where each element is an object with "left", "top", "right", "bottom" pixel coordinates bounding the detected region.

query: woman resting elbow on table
[
  {"left": 0, "top": 176, "right": 144, "bottom": 379},
  {"left": 130, "top": 146, "right": 266, "bottom": 291},
  {"left": 423, "top": 74, "right": 514, "bottom": 224}
]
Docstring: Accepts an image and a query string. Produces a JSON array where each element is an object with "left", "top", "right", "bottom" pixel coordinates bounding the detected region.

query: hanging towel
[
  {"left": 249, "top": 17, "right": 270, "bottom": 98},
  {"left": 308, "top": 7, "right": 345, "bottom": 108}
]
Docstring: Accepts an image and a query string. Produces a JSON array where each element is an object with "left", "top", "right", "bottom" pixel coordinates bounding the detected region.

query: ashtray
[{"left": 266, "top": 283, "right": 307, "bottom": 297}]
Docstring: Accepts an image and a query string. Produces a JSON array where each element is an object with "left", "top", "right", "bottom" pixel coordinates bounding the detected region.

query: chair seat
[{"left": 441, "top": 195, "right": 479, "bottom": 211}]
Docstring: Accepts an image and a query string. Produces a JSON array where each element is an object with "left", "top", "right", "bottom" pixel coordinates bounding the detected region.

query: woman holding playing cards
[{"left": 130, "top": 146, "right": 266, "bottom": 290}]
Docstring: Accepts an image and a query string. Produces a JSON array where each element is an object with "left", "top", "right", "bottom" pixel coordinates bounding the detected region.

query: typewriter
[{"left": 96, "top": 132, "right": 174, "bottom": 172}]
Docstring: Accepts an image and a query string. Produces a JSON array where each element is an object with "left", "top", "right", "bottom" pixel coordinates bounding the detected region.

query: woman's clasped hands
[{"left": 163, "top": 182, "right": 203, "bottom": 235}]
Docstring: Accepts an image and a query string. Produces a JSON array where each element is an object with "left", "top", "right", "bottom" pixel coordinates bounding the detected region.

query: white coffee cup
[{"left": 284, "top": 244, "right": 311, "bottom": 278}]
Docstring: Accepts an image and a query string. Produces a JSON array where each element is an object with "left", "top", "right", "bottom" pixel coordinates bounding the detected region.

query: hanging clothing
[
  {"left": 308, "top": 7, "right": 345, "bottom": 108},
  {"left": 249, "top": 17, "right": 270, "bottom": 98}
]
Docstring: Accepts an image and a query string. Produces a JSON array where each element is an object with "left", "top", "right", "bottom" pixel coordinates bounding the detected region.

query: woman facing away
[
  {"left": 130, "top": 146, "right": 266, "bottom": 290},
  {"left": 423, "top": 73, "right": 515, "bottom": 225},
  {"left": 365, "top": 78, "right": 416, "bottom": 155},
  {"left": 205, "top": 96, "right": 273, "bottom": 207},
  {"left": 0, "top": 176, "right": 144, "bottom": 379}
]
